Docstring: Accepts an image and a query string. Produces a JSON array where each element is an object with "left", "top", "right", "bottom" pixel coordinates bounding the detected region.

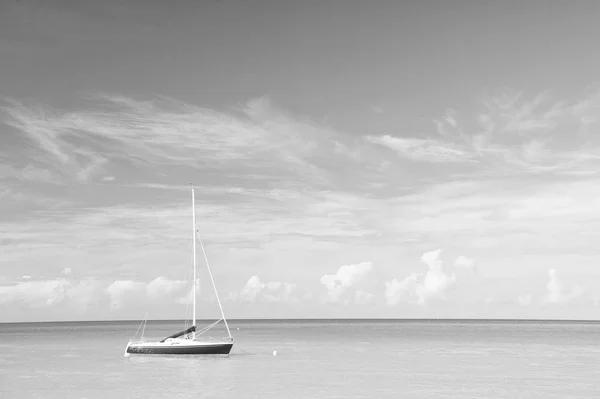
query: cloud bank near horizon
[
  {"left": 1, "top": 246, "right": 599, "bottom": 322},
  {"left": 3, "top": 87, "right": 600, "bottom": 321}
]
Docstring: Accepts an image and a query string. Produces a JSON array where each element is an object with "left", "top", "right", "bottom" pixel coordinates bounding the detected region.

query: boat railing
[
  {"left": 127, "top": 336, "right": 232, "bottom": 344},
  {"left": 128, "top": 336, "right": 158, "bottom": 344}
]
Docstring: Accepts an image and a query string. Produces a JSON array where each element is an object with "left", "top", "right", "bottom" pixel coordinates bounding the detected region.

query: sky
[{"left": 2, "top": 0, "right": 600, "bottom": 322}]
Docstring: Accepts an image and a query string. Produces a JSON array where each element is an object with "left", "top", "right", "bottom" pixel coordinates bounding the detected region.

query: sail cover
[{"left": 159, "top": 326, "right": 196, "bottom": 342}]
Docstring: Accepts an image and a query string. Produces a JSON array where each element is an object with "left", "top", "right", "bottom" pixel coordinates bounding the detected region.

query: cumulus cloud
[
  {"left": 238, "top": 276, "right": 264, "bottom": 302},
  {"left": 106, "top": 280, "right": 145, "bottom": 309},
  {"left": 546, "top": 269, "right": 562, "bottom": 302},
  {"left": 544, "top": 268, "right": 585, "bottom": 304},
  {"left": 106, "top": 277, "right": 192, "bottom": 308},
  {"left": 0, "top": 279, "right": 65, "bottom": 307},
  {"left": 415, "top": 249, "right": 457, "bottom": 304},
  {"left": 146, "top": 276, "right": 188, "bottom": 299},
  {"left": 175, "top": 279, "right": 200, "bottom": 305},
  {"left": 454, "top": 255, "right": 477, "bottom": 276},
  {"left": 385, "top": 249, "right": 457, "bottom": 306},
  {"left": 264, "top": 282, "right": 296, "bottom": 303},
  {"left": 0, "top": 278, "right": 101, "bottom": 310},
  {"left": 355, "top": 290, "right": 374, "bottom": 305},
  {"left": 384, "top": 274, "right": 419, "bottom": 306},
  {"left": 0, "top": 274, "right": 212, "bottom": 313},
  {"left": 320, "top": 261, "right": 372, "bottom": 302},
  {"left": 232, "top": 276, "right": 296, "bottom": 303}
]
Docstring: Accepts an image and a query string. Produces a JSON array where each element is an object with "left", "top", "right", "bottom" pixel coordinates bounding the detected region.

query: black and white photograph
[{"left": 2, "top": 1, "right": 600, "bottom": 397}]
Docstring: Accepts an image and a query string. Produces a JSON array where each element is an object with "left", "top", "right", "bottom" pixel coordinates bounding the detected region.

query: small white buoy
[{"left": 272, "top": 350, "right": 277, "bottom": 356}]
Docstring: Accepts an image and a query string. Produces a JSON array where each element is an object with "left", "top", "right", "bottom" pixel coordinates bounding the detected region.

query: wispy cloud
[
  {"left": 0, "top": 163, "right": 61, "bottom": 184},
  {"left": 1, "top": 95, "right": 371, "bottom": 188},
  {"left": 366, "top": 135, "right": 475, "bottom": 163},
  {"left": 473, "top": 89, "right": 600, "bottom": 174},
  {"left": 371, "top": 105, "right": 384, "bottom": 114},
  {"left": 1, "top": 99, "right": 107, "bottom": 182},
  {"left": 365, "top": 88, "right": 600, "bottom": 178}
]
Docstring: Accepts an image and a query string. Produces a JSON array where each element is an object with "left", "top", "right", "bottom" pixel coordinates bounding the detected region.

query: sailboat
[{"left": 125, "top": 186, "right": 234, "bottom": 355}]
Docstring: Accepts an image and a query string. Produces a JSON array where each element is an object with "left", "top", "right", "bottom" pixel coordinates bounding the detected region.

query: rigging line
[
  {"left": 195, "top": 229, "right": 232, "bottom": 339},
  {"left": 195, "top": 319, "right": 223, "bottom": 335},
  {"left": 132, "top": 318, "right": 144, "bottom": 339},
  {"left": 140, "top": 313, "right": 148, "bottom": 340}
]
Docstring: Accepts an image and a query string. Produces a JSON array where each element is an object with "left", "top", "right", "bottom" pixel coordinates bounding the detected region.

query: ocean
[{"left": 1, "top": 319, "right": 599, "bottom": 398}]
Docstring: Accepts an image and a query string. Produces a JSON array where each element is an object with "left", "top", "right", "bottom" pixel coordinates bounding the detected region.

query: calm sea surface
[{"left": 1, "top": 320, "right": 600, "bottom": 398}]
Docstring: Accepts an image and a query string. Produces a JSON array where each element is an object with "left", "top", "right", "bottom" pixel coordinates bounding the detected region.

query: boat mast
[{"left": 191, "top": 185, "right": 197, "bottom": 340}]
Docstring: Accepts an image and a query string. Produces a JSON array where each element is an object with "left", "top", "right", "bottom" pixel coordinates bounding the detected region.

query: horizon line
[{"left": 2, "top": 317, "right": 600, "bottom": 325}]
